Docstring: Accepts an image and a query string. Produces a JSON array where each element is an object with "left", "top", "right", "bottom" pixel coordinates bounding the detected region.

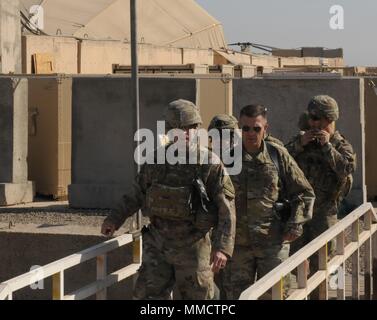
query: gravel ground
[{"left": 0, "top": 206, "right": 110, "bottom": 227}]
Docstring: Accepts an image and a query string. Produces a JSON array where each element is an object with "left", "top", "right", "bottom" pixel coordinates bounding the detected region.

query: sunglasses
[
  {"left": 309, "top": 114, "right": 322, "bottom": 121},
  {"left": 242, "top": 125, "right": 262, "bottom": 133}
]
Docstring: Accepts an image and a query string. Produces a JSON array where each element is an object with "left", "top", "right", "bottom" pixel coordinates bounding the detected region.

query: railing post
[
  {"left": 132, "top": 232, "right": 142, "bottom": 292},
  {"left": 297, "top": 260, "right": 308, "bottom": 299},
  {"left": 318, "top": 244, "right": 328, "bottom": 300},
  {"left": 352, "top": 220, "right": 360, "bottom": 300},
  {"left": 364, "top": 211, "right": 372, "bottom": 300},
  {"left": 52, "top": 271, "right": 64, "bottom": 300},
  {"left": 96, "top": 254, "right": 107, "bottom": 300},
  {"left": 272, "top": 278, "right": 283, "bottom": 300},
  {"left": 373, "top": 228, "right": 377, "bottom": 300},
  {"left": 336, "top": 231, "right": 346, "bottom": 300}
]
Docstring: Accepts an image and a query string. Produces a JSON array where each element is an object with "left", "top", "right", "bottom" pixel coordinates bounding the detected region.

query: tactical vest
[
  {"left": 231, "top": 146, "right": 281, "bottom": 246},
  {"left": 144, "top": 152, "right": 218, "bottom": 231}
]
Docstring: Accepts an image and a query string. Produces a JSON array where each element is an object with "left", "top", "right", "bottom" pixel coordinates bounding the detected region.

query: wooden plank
[
  {"left": 52, "top": 271, "right": 64, "bottom": 300},
  {"left": 352, "top": 221, "right": 360, "bottom": 300},
  {"left": 307, "top": 271, "right": 327, "bottom": 296},
  {"left": 335, "top": 230, "right": 346, "bottom": 300},
  {"left": 365, "top": 238, "right": 372, "bottom": 300},
  {"left": 32, "top": 53, "right": 54, "bottom": 74},
  {"left": 364, "top": 210, "right": 373, "bottom": 300},
  {"left": 271, "top": 279, "right": 283, "bottom": 300},
  {"left": 343, "top": 242, "right": 359, "bottom": 261},
  {"left": 64, "top": 264, "right": 140, "bottom": 300},
  {"left": 318, "top": 244, "right": 328, "bottom": 300},
  {"left": 2, "top": 234, "right": 133, "bottom": 292},
  {"left": 96, "top": 255, "right": 107, "bottom": 300},
  {"left": 132, "top": 235, "right": 142, "bottom": 290},
  {"left": 373, "top": 232, "right": 377, "bottom": 300},
  {"left": 297, "top": 261, "right": 308, "bottom": 289},
  {"left": 0, "top": 284, "right": 10, "bottom": 300}
]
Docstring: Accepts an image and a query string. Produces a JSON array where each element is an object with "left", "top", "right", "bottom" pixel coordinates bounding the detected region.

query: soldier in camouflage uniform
[
  {"left": 221, "top": 104, "right": 315, "bottom": 299},
  {"left": 286, "top": 95, "right": 356, "bottom": 273},
  {"left": 101, "top": 99, "right": 236, "bottom": 300}
]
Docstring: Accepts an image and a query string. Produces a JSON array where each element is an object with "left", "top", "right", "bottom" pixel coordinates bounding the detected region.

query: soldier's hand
[
  {"left": 210, "top": 250, "right": 228, "bottom": 274},
  {"left": 101, "top": 220, "right": 117, "bottom": 237},
  {"left": 300, "top": 130, "right": 317, "bottom": 146},
  {"left": 283, "top": 231, "right": 300, "bottom": 243},
  {"left": 316, "top": 130, "right": 331, "bottom": 146}
]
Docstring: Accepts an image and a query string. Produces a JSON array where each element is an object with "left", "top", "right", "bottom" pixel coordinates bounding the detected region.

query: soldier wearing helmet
[
  {"left": 286, "top": 95, "right": 356, "bottom": 284},
  {"left": 208, "top": 114, "right": 239, "bottom": 161},
  {"left": 101, "top": 99, "right": 236, "bottom": 300}
]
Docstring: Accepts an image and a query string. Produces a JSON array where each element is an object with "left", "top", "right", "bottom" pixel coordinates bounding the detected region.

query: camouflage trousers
[
  {"left": 219, "top": 242, "right": 290, "bottom": 300},
  {"left": 292, "top": 212, "right": 338, "bottom": 272},
  {"left": 133, "top": 227, "right": 214, "bottom": 300}
]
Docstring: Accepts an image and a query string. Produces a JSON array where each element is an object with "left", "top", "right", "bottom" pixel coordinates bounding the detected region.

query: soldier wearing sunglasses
[
  {"left": 286, "top": 95, "right": 356, "bottom": 284},
  {"left": 221, "top": 104, "right": 315, "bottom": 299}
]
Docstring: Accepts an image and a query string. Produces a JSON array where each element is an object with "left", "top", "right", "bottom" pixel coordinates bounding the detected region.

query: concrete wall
[
  {"left": 364, "top": 78, "right": 377, "bottom": 201},
  {"left": 69, "top": 77, "right": 197, "bottom": 208},
  {"left": 0, "top": 0, "right": 21, "bottom": 74},
  {"left": 0, "top": 77, "right": 34, "bottom": 205},
  {"left": 233, "top": 77, "right": 366, "bottom": 205}
]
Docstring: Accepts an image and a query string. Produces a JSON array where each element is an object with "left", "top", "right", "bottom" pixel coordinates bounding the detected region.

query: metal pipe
[{"left": 130, "top": 0, "right": 142, "bottom": 230}]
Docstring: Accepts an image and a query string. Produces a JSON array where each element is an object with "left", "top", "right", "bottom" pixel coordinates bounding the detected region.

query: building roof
[{"left": 20, "top": 0, "right": 227, "bottom": 49}]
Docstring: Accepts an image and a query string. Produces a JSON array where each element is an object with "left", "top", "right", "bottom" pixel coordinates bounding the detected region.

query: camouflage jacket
[
  {"left": 105, "top": 145, "right": 236, "bottom": 257},
  {"left": 231, "top": 140, "right": 315, "bottom": 247},
  {"left": 286, "top": 131, "right": 356, "bottom": 215}
]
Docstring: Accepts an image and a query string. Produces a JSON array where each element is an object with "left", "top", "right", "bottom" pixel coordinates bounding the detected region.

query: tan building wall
[
  {"left": 78, "top": 40, "right": 131, "bottom": 74},
  {"left": 251, "top": 54, "right": 280, "bottom": 68},
  {"left": 182, "top": 48, "right": 214, "bottom": 65},
  {"left": 198, "top": 78, "right": 232, "bottom": 129},
  {"left": 28, "top": 76, "right": 72, "bottom": 199},
  {"left": 22, "top": 35, "right": 78, "bottom": 74}
]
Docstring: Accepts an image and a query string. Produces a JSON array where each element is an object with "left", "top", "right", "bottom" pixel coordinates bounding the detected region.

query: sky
[{"left": 196, "top": 0, "right": 377, "bottom": 66}]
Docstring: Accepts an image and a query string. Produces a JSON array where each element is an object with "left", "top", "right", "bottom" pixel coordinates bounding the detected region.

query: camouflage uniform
[
  {"left": 286, "top": 96, "right": 356, "bottom": 271},
  {"left": 221, "top": 141, "right": 315, "bottom": 299},
  {"left": 265, "top": 134, "right": 285, "bottom": 147},
  {"left": 104, "top": 100, "right": 236, "bottom": 300}
]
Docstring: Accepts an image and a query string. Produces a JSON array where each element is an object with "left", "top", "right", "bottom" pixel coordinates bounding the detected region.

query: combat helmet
[
  {"left": 308, "top": 95, "right": 339, "bottom": 122},
  {"left": 208, "top": 114, "right": 239, "bottom": 131},
  {"left": 164, "top": 99, "right": 202, "bottom": 129}
]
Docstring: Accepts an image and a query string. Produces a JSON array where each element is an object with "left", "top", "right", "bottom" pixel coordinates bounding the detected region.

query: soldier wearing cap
[
  {"left": 286, "top": 95, "right": 356, "bottom": 275},
  {"left": 220, "top": 104, "right": 315, "bottom": 299},
  {"left": 101, "top": 99, "right": 236, "bottom": 300}
]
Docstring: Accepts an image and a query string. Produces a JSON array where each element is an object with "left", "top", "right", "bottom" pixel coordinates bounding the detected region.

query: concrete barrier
[
  {"left": 69, "top": 76, "right": 197, "bottom": 208},
  {"left": 233, "top": 77, "right": 366, "bottom": 205},
  {"left": 0, "top": 77, "right": 34, "bottom": 205}
]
